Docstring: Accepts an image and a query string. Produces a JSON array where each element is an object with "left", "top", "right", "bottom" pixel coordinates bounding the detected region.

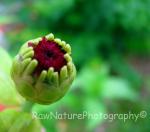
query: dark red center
[{"left": 28, "top": 37, "right": 67, "bottom": 74}]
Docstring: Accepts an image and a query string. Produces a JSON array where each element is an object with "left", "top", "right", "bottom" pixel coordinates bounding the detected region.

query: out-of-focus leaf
[
  {"left": 0, "top": 47, "right": 12, "bottom": 74},
  {"left": 0, "top": 109, "right": 42, "bottom": 132},
  {"left": 110, "top": 55, "right": 142, "bottom": 88},
  {"left": 101, "top": 77, "right": 138, "bottom": 100},
  {"left": 59, "top": 91, "right": 83, "bottom": 112},
  {"left": 115, "top": 0, "right": 150, "bottom": 30},
  {"left": 0, "top": 16, "right": 17, "bottom": 25},
  {"left": 84, "top": 99, "right": 106, "bottom": 130},
  {"left": 32, "top": 103, "right": 58, "bottom": 132},
  {"left": 71, "top": 33, "right": 106, "bottom": 65},
  {"left": 0, "top": 69, "right": 23, "bottom": 105},
  {"left": 0, "top": 47, "right": 23, "bottom": 105},
  {"left": 74, "top": 59, "right": 109, "bottom": 97},
  {"left": 33, "top": 0, "right": 75, "bottom": 21}
]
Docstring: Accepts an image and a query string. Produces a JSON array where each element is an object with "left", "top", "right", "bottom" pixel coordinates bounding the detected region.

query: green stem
[{"left": 22, "top": 100, "right": 34, "bottom": 113}]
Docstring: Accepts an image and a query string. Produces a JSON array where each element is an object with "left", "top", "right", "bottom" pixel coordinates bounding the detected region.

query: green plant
[
  {"left": 0, "top": 33, "right": 76, "bottom": 131},
  {"left": 11, "top": 33, "right": 76, "bottom": 105}
]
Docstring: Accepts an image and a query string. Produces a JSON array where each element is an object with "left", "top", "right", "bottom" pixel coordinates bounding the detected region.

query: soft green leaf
[
  {"left": 101, "top": 77, "right": 138, "bottom": 100},
  {"left": 0, "top": 69, "right": 23, "bottom": 105},
  {"left": 0, "top": 47, "right": 12, "bottom": 74},
  {"left": 0, "top": 48, "right": 23, "bottom": 105},
  {"left": 74, "top": 61, "right": 109, "bottom": 97},
  {"left": 0, "top": 109, "right": 42, "bottom": 132},
  {"left": 84, "top": 99, "right": 106, "bottom": 130}
]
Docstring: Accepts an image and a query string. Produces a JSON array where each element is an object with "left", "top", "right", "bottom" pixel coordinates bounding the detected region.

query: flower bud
[{"left": 11, "top": 33, "right": 76, "bottom": 105}]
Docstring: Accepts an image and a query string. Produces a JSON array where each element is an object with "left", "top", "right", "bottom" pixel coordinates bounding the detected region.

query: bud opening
[{"left": 28, "top": 37, "right": 67, "bottom": 74}]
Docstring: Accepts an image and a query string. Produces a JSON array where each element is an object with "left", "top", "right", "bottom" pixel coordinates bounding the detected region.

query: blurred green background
[{"left": 0, "top": 0, "right": 150, "bottom": 132}]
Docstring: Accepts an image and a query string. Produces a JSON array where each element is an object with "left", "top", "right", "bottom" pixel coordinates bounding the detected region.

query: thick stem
[{"left": 22, "top": 100, "right": 34, "bottom": 113}]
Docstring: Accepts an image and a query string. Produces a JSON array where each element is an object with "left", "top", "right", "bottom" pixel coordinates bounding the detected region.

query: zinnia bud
[{"left": 11, "top": 33, "right": 76, "bottom": 105}]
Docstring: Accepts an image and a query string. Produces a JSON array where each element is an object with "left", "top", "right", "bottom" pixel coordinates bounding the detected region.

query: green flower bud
[{"left": 11, "top": 33, "right": 76, "bottom": 105}]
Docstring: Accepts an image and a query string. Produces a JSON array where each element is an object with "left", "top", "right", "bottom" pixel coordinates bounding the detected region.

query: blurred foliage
[
  {"left": 0, "top": 47, "right": 23, "bottom": 106},
  {"left": 0, "top": 109, "right": 42, "bottom": 132},
  {"left": 0, "top": 0, "right": 150, "bottom": 132}
]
